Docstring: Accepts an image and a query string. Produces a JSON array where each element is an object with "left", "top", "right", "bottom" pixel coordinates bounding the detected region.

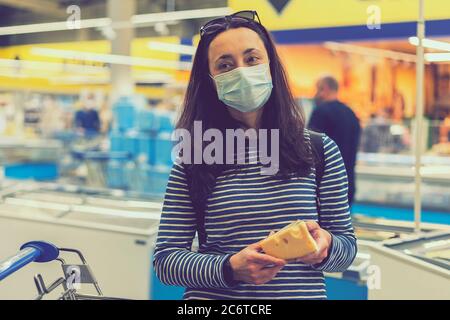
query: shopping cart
[
  {"left": 71, "top": 150, "right": 131, "bottom": 188},
  {"left": 0, "top": 241, "right": 124, "bottom": 300}
]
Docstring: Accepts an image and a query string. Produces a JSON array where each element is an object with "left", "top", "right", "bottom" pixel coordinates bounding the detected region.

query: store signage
[
  {"left": 228, "top": 0, "right": 450, "bottom": 31},
  {"left": 268, "top": 0, "right": 291, "bottom": 14}
]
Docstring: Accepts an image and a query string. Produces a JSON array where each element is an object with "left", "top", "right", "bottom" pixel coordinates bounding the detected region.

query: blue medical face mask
[{"left": 212, "top": 63, "right": 273, "bottom": 113}]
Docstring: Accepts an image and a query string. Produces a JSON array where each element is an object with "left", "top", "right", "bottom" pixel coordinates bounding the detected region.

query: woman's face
[
  {"left": 207, "top": 27, "right": 271, "bottom": 125},
  {"left": 208, "top": 27, "right": 270, "bottom": 77}
]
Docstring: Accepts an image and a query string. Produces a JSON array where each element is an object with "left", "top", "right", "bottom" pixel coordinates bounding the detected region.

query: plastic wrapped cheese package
[{"left": 260, "top": 220, "right": 318, "bottom": 260}]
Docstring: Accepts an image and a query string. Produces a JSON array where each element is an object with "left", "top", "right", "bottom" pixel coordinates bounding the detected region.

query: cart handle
[{"left": 0, "top": 241, "right": 59, "bottom": 282}]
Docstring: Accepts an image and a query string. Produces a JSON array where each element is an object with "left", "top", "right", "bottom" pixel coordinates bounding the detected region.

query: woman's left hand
[{"left": 294, "top": 220, "right": 332, "bottom": 265}]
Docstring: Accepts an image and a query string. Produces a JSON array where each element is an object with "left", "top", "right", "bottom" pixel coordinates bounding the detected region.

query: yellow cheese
[{"left": 260, "top": 220, "right": 318, "bottom": 260}]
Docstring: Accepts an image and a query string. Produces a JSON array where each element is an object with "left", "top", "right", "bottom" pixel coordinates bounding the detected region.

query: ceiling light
[
  {"left": 31, "top": 47, "right": 193, "bottom": 70},
  {"left": 0, "top": 7, "right": 231, "bottom": 36},
  {"left": 408, "top": 37, "right": 450, "bottom": 52},
  {"left": 134, "top": 72, "right": 175, "bottom": 84},
  {"left": 148, "top": 41, "right": 196, "bottom": 55},
  {"left": 425, "top": 53, "right": 450, "bottom": 62},
  {"left": 0, "top": 18, "right": 111, "bottom": 36},
  {"left": 49, "top": 75, "right": 110, "bottom": 85},
  {"left": 0, "top": 58, "right": 108, "bottom": 74},
  {"left": 324, "top": 41, "right": 418, "bottom": 63},
  {"left": 131, "top": 7, "right": 231, "bottom": 25}
]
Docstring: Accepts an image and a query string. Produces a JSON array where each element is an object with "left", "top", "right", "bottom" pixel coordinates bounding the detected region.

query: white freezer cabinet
[{"left": 0, "top": 183, "right": 163, "bottom": 300}]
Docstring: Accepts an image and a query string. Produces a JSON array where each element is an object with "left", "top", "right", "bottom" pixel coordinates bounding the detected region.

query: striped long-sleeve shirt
[{"left": 153, "top": 132, "right": 357, "bottom": 300}]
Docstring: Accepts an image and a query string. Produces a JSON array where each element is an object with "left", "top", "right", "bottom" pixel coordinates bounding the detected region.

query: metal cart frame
[{"left": 0, "top": 241, "right": 125, "bottom": 300}]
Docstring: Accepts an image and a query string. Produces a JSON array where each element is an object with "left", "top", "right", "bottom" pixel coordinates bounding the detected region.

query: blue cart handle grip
[{"left": 0, "top": 241, "right": 59, "bottom": 282}]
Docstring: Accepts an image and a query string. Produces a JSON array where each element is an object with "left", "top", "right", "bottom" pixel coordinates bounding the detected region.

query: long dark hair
[{"left": 177, "top": 17, "right": 313, "bottom": 211}]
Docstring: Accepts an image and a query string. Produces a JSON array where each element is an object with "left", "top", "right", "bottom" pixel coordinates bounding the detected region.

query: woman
[{"left": 153, "top": 11, "right": 357, "bottom": 300}]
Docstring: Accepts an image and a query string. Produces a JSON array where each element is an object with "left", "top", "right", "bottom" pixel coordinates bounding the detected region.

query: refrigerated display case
[
  {"left": 0, "top": 181, "right": 163, "bottom": 299},
  {"left": 325, "top": 215, "right": 450, "bottom": 300},
  {"left": 355, "top": 152, "right": 450, "bottom": 222},
  {"left": 363, "top": 230, "right": 450, "bottom": 300}
]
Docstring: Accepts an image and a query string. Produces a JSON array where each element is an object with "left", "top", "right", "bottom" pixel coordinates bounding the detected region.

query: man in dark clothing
[
  {"left": 75, "top": 98, "right": 100, "bottom": 136},
  {"left": 308, "top": 76, "right": 361, "bottom": 206}
]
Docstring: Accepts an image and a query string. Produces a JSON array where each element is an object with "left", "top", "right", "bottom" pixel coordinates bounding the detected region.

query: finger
[
  {"left": 293, "top": 258, "right": 320, "bottom": 264},
  {"left": 310, "top": 230, "right": 328, "bottom": 251},
  {"left": 248, "top": 242, "right": 263, "bottom": 251},
  {"left": 305, "top": 220, "right": 320, "bottom": 231},
  {"left": 251, "top": 252, "right": 286, "bottom": 266},
  {"left": 256, "top": 265, "right": 284, "bottom": 282},
  {"left": 295, "top": 253, "right": 319, "bottom": 264},
  {"left": 249, "top": 252, "right": 286, "bottom": 266},
  {"left": 299, "top": 258, "right": 322, "bottom": 265},
  {"left": 310, "top": 229, "right": 323, "bottom": 244},
  {"left": 290, "top": 242, "right": 321, "bottom": 263},
  {"left": 296, "top": 248, "right": 327, "bottom": 264},
  {"left": 302, "top": 244, "right": 326, "bottom": 260},
  {"left": 295, "top": 254, "right": 322, "bottom": 264},
  {"left": 293, "top": 248, "right": 321, "bottom": 263}
]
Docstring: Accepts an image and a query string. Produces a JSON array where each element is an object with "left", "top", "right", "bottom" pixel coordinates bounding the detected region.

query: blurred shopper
[
  {"left": 309, "top": 76, "right": 361, "bottom": 205},
  {"left": 153, "top": 11, "right": 356, "bottom": 300},
  {"left": 361, "top": 110, "right": 390, "bottom": 153},
  {"left": 75, "top": 97, "right": 100, "bottom": 136},
  {"left": 441, "top": 113, "right": 450, "bottom": 143},
  {"left": 0, "top": 101, "right": 7, "bottom": 135},
  {"left": 361, "top": 114, "right": 381, "bottom": 153},
  {"left": 40, "top": 97, "right": 64, "bottom": 137},
  {"left": 99, "top": 102, "right": 113, "bottom": 134}
]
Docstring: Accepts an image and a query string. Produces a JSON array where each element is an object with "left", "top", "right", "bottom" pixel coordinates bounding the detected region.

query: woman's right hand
[{"left": 229, "top": 242, "right": 286, "bottom": 285}]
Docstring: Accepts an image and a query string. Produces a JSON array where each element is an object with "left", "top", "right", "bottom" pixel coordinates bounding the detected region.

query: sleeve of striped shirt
[
  {"left": 152, "top": 163, "right": 235, "bottom": 289},
  {"left": 312, "top": 135, "right": 357, "bottom": 273}
]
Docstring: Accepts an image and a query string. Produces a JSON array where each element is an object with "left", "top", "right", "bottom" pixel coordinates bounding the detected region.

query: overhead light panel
[
  {"left": 132, "top": 7, "right": 231, "bottom": 25},
  {"left": 324, "top": 41, "right": 418, "bottom": 63},
  {"left": 49, "top": 75, "right": 110, "bottom": 85},
  {"left": 0, "top": 58, "right": 108, "bottom": 74},
  {"left": 31, "top": 47, "right": 193, "bottom": 70},
  {"left": 0, "top": 18, "right": 111, "bottom": 36},
  {"left": 148, "top": 41, "right": 197, "bottom": 55},
  {"left": 408, "top": 37, "right": 450, "bottom": 52},
  {"left": 0, "top": 7, "right": 231, "bottom": 36},
  {"left": 425, "top": 53, "right": 450, "bottom": 62}
]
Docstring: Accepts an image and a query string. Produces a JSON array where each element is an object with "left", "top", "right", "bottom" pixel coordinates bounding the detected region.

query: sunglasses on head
[{"left": 200, "top": 10, "right": 262, "bottom": 37}]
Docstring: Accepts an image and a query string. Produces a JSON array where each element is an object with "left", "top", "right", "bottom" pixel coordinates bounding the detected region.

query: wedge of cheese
[{"left": 260, "top": 220, "right": 318, "bottom": 260}]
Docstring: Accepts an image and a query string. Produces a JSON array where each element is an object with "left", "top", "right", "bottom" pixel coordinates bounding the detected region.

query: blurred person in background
[
  {"left": 361, "top": 113, "right": 381, "bottom": 153},
  {"left": 75, "top": 96, "right": 100, "bottom": 136},
  {"left": 99, "top": 101, "right": 113, "bottom": 134},
  {"left": 440, "top": 112, "right": 450, "bottom": 143},
  {"left": 0, "top": 101, "right": 7, "bottom": 135},
  {"left": 309, "top": 76, "right": 361, "bottom": 206},
  {"left": 0, "top": 99, "right": 17, "bottom": 136},
  {"left": 361, "top": 108, "right": 391, "bottom": 153},
  {"left": 39, "top": 96, "right": 65, "bottom": 137}
]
